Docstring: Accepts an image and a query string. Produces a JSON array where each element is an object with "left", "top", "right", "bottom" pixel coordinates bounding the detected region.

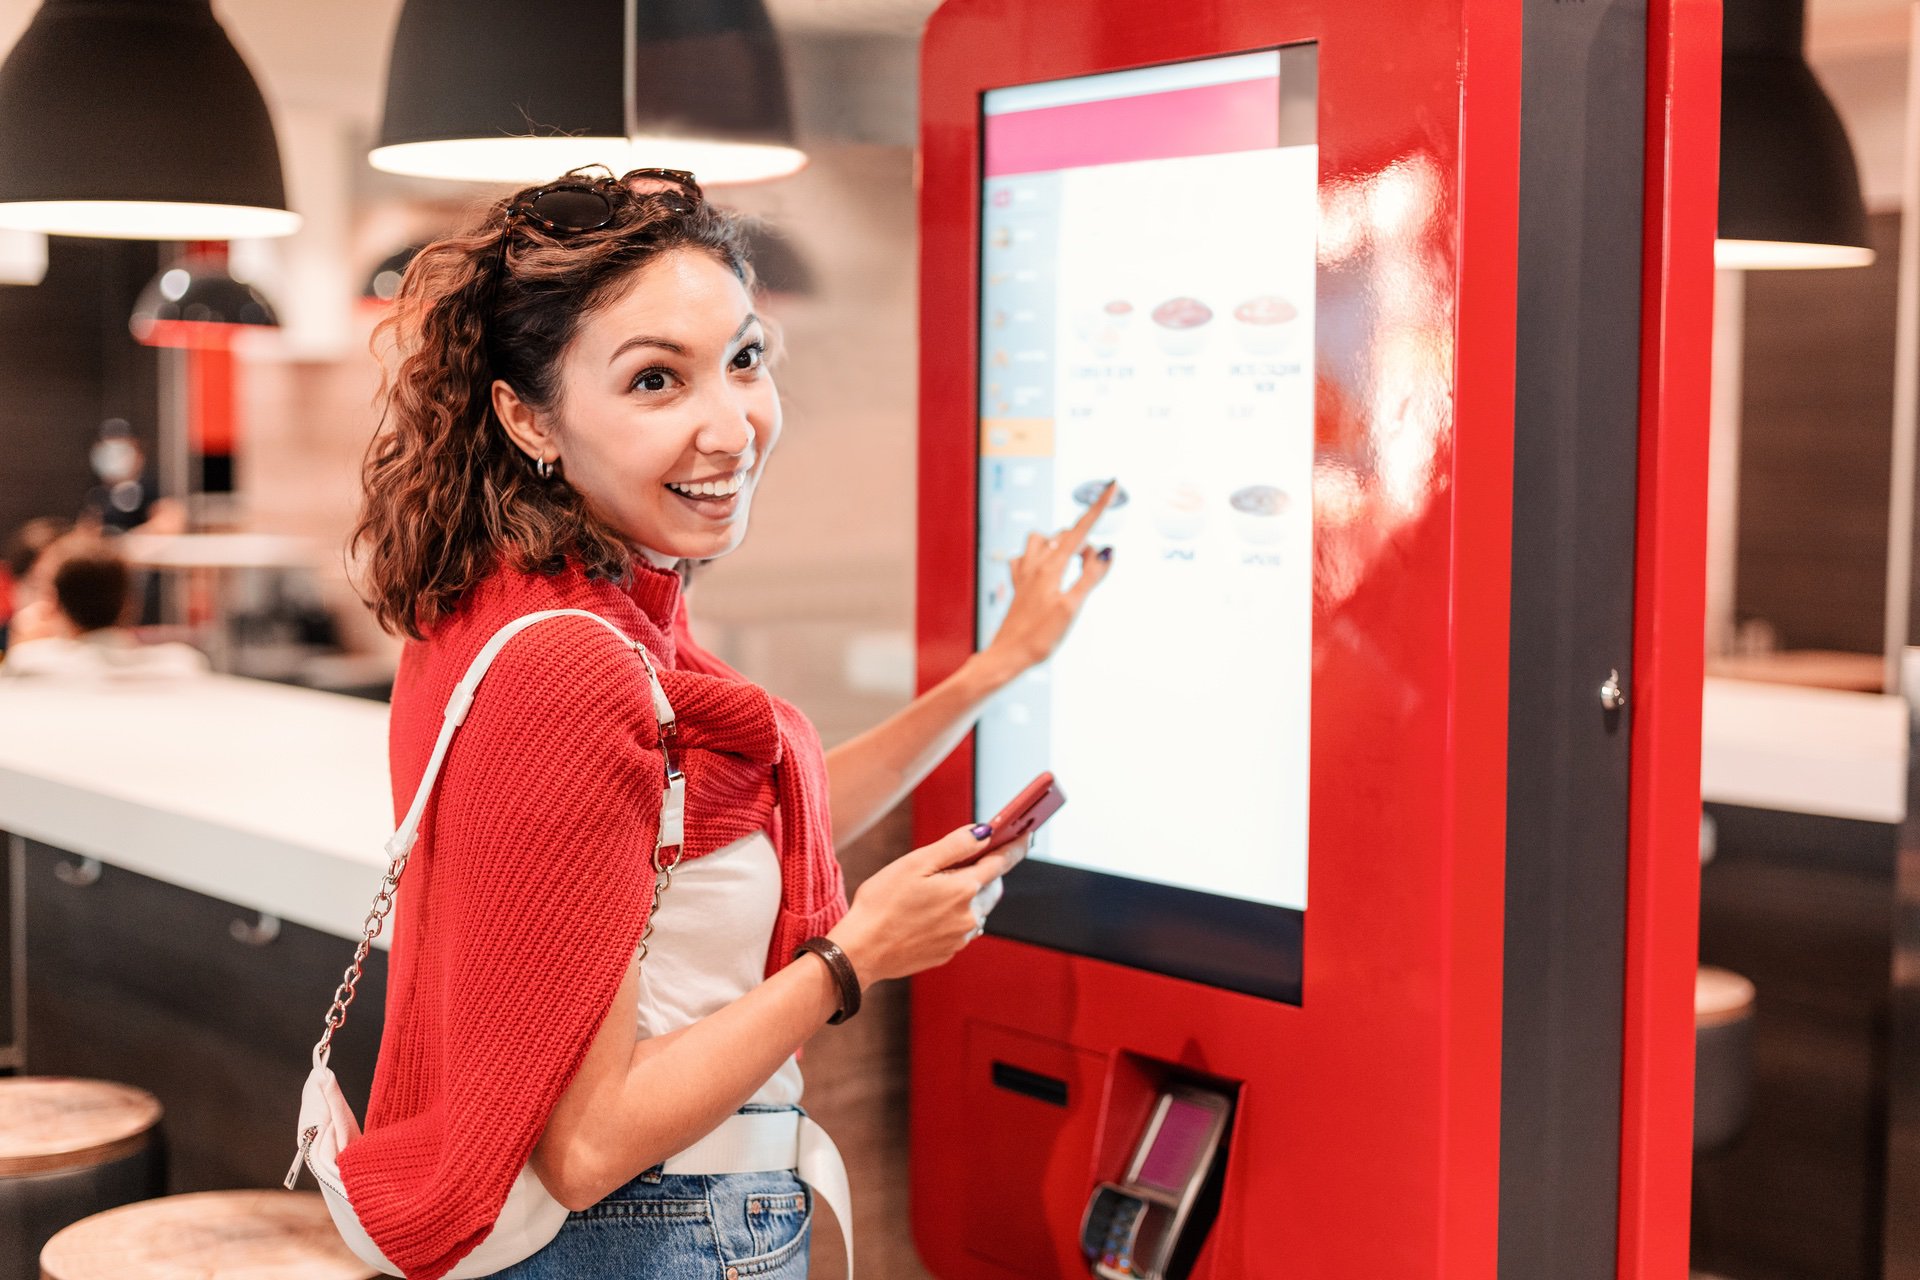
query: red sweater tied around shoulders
[{"left": 335, "top": 553, "right": 847, "bottom": 1280}]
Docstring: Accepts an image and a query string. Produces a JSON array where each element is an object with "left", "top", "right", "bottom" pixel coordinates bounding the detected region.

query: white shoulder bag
[{"left": 284, "top": 609, "right": 688, "bottom": 1278}]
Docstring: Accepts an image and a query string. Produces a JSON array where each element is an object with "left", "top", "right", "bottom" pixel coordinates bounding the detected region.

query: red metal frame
[
  {"left": 1617, "top": 0, "right": 1720, "bottom": 1275},
  {"left": 910, "top": 0, "right": 1523, "bottom": 1275}
]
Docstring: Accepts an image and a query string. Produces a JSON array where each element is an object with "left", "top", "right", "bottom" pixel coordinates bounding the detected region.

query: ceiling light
[
  {"left": 372, "top": 0, "right": 806, "bottom": 186},
  {"left": 0, "top": 0, "right": 300, "bottom": 240},
  {"left": 130, "top": 255, "right": 280, "bottom": 348},
  {"left": 1716, "top": 0, "right": 1872, "bottom": 270}
]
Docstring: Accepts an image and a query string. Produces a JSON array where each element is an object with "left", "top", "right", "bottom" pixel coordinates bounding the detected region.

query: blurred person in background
[
  {"left": 0, "top": 515, "right": 73, "bottom": 653},
  {"left": 80, "top": 419, "right": 186, "bottom": 537},
  {"left": 77, "top": 419, "right": 184, "bottom": 628},
  {"left": 0, "top": 532, "right": 207, "bottom": 679}
]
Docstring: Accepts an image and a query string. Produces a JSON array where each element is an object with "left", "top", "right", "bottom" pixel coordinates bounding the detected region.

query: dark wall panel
[
  {"left": 20, "top": 841, "right": 386, "bottom": 1194},
  {"left": 0, "top": 237, "right": 159, "bottom": 542},
  {"left": 1694, "top": 804, "right": 1895, "bottom": 1280},
  {"left": 1499, "top": 0, "right": 1646, "bottom": 1274}
]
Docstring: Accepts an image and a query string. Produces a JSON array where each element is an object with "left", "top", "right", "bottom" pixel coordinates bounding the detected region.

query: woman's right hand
[{"left": 827, "top": 825, "right": 1027, "bottom": 988}]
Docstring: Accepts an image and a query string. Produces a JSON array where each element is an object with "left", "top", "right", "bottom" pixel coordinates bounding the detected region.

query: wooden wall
[{"left": 1736, "top": 213, "right": 1899, "bottom": 654}]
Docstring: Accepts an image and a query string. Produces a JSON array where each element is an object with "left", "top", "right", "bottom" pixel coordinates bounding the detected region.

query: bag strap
[{"left": 309, "top": 609, "right": 680, "bottom": 1070}]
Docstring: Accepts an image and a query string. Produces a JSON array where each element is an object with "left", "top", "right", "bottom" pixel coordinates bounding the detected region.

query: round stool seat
[
  {"left": 0, "top": 1078, "right": 164, "bottom": 1280},
  {"left": 0, "top": 1077, "right": 160, "bottom": 1176},
  {"left": 1694, "top": 966, "right": 1757, "bottom": 1153},
  {"left": 1695, "top": 967, "right": 1755, "bottom": 1029},
  {"left": 41, "top": 1190, "right": 375, "bottom": 1280}
]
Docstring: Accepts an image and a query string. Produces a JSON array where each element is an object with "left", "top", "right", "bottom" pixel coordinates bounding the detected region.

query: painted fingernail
[
  {"left": 970, "top": 823, "right": 994, "bottom": 840},
  {"left": 1097, "top": 546, "right": 1113, "bottom": 562}
]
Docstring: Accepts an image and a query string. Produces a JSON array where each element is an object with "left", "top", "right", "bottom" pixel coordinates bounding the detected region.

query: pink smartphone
[{"left": 980, "top": 770, "right": 1067, "bottom": 855}]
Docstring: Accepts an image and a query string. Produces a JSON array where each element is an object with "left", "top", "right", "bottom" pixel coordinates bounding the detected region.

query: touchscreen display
[{"left": 974, "top": 48, "right": 1318, "bottom": 912}]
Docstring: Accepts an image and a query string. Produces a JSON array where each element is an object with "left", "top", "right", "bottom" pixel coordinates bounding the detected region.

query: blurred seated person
[
  {"left": 0, "top": 515, "right": 74, "bottom": 653},
  {"left": 1, "top": 533, "right": 208, "bottom": 679},
  {"left": 81, "top": 419, "right": 186, "bottom": 537}
]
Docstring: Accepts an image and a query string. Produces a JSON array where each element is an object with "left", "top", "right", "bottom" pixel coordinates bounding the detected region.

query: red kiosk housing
[{"left": 909, "top": 0, "right": 1720, "bottom": 1275}]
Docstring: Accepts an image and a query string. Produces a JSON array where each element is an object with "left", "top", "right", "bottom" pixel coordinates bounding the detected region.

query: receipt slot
[
  {"left": 1081, "top": 1085, "right": 1234, "bottom": 1280},
  {"left": 910, "top": 0, "right": 1718, "bottom": 1274}
]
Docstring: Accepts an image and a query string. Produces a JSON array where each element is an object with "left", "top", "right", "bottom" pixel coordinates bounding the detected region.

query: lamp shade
[
  {"left": 130, "top": 256, "right": 279, "bottom": 347},
  {"left": 1717, "top": 0, "right": 1872, "bottom": 269},
  {"left": 0, "top": 0, "right": 300, "bottom": 240},
  {"left": 371, "top": 0, "right": 805, "bottom": 185}
]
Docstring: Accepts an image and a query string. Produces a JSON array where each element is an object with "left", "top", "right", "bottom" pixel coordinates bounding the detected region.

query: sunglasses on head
[
  {"left": 509, "top": 166, "right": 704, "bottom": 235},
  {"left": 484, "top": 166, "right": 706, "bottom": 315}
]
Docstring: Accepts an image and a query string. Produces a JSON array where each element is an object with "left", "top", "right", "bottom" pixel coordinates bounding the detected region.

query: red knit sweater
[{"left": 336, "top": 553, "right": 847, "bottom": 1280}]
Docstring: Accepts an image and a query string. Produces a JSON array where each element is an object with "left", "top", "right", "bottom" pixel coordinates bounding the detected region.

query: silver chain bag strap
[{"left": 285, "top": 609, "right": 684, "bottom": 1279}]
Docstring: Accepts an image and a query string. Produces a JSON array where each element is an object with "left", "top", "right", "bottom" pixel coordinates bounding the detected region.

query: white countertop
[
  {"left": 115, "top": 532, "right": 322, "bottom": 569},
  {"left": 0, "top": 668, "right": 1906, "bottom": 948},
  {"left": 0, "top": 673, "right": 396, "bottom": 946},
  {"left": 1701, "top": 676, "right": 1907, "bottom": 824}
]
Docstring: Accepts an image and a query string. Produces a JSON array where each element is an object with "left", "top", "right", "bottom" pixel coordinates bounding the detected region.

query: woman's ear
[{"left": 491, "top": 379, "right": 553, "bottom": 466}]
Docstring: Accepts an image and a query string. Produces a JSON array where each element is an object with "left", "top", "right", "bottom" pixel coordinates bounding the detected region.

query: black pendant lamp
[
  {"left": 371, "top": 0, "right": 805, "bottom": 185},
  {"left": 0, "top": 0, "right": 299, "bottom": 240},
  {"left": 130, "top": 255, "right": 279, "bottom": 347},
  {"left": 1717, "top": 0, "right": 1873, "bottom": 269}
]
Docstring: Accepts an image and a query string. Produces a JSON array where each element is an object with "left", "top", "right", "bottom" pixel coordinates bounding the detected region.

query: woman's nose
[{"left": 694, "top": 389, "right": 756, "bottom": 457}]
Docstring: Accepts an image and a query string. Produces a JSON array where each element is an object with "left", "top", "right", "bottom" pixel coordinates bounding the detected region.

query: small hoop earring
[{"left": 536, "top": 454, "right": 556, "bottom": 481}]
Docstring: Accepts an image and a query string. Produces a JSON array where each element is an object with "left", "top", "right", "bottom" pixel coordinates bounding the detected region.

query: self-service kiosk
[{"left": 909, "top": 0, "right": 1720, "bottom": 1277}]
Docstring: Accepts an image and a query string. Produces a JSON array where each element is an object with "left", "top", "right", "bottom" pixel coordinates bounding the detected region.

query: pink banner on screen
[{"left": 984, "top": 78, "right": 1281, "bottom": 177}]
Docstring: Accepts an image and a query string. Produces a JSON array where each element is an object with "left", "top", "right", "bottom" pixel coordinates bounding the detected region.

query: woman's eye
[
  {"left": 631, "top": 368, "right": 673, "bottom": 393},
  {"left": 732, "top": 342, "right": 765, "bottom": 372}
]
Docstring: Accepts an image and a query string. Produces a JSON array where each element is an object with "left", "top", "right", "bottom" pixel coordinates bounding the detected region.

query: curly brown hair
[{"left": 349, "top": 172, "right": 758, "bottom": 641}]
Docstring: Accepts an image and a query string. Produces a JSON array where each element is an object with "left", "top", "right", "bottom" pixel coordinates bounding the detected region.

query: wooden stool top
[
  {"left": 41, "top": 1190, "right": 375, "bottom": 1280},
  {"left": 0, "top": 1077, "right": 161, "bottom": 1177},
  {"left": 1696, "top": 965, "right": 1757, "bottom": 1028}
]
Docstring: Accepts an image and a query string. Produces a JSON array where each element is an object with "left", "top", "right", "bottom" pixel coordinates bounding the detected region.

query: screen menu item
[{"left": 975, "top": 48, "right": 1318, "bottom": 913}]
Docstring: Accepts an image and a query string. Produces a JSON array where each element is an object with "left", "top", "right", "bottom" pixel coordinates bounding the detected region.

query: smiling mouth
[{"left": 665, "top": 472, "right": 747, "bottom": 500}]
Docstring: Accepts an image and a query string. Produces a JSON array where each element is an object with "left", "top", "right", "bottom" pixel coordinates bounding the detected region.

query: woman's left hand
[{"left": 979, "top": 480, "right": 1119, "bottom": 680}]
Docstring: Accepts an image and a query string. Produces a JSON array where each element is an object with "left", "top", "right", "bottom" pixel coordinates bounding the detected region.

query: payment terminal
[{"left": 1080, "top": 1084, "right": 1235, "bottom": 1280}]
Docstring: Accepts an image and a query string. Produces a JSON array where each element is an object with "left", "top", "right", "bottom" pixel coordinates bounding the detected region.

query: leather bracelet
[{"left": 793, "top": 936, "right": 862, "bottom": 1025}]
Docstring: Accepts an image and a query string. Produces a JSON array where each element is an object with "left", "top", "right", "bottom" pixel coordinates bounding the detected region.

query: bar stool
[
  {"left": 40, "top": 1190, "right": 374, "bottom": 1280},
  {"left": 1694, "top": 965, "right": 1757, "bottom": 1153},
  {"left": 0, "top": 1077, "right": 163, "bottom": 1280},
  {"left": 1690, "top": 966, "right": 1757, "bottom": 1280}
]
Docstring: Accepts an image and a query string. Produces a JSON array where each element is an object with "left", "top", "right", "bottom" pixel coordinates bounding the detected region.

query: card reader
[{"left": 1080, "top": 1083, "right": 1234, "bottom": 1280}]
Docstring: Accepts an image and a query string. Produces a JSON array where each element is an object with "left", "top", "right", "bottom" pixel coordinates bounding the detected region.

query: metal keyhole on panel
[{"left": 1599, "top": 669, "right": 1627, "bottom": 714}]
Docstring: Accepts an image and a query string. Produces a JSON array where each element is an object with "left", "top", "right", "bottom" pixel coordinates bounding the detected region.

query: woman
[{"left": 343, "top": 167, "right": 1115, "bottom": 1279}]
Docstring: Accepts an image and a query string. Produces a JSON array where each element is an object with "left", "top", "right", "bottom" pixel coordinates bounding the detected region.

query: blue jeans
[{"left": 483, "top": 1111, "right": 812, "bottom": 1279}]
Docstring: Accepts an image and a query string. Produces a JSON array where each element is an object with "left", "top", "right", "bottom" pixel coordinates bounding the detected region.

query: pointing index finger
[{"left": 1053, "top": 479, "right": 1117, "bottom": 561}]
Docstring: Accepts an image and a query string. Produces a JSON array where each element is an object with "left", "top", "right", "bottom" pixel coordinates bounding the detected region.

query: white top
[
  {"left": 634, "top": 544, "right": 681, "bottom": 571},
  {"left": 639, "top": 829, "right": 803, "bottom": 1106}
]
